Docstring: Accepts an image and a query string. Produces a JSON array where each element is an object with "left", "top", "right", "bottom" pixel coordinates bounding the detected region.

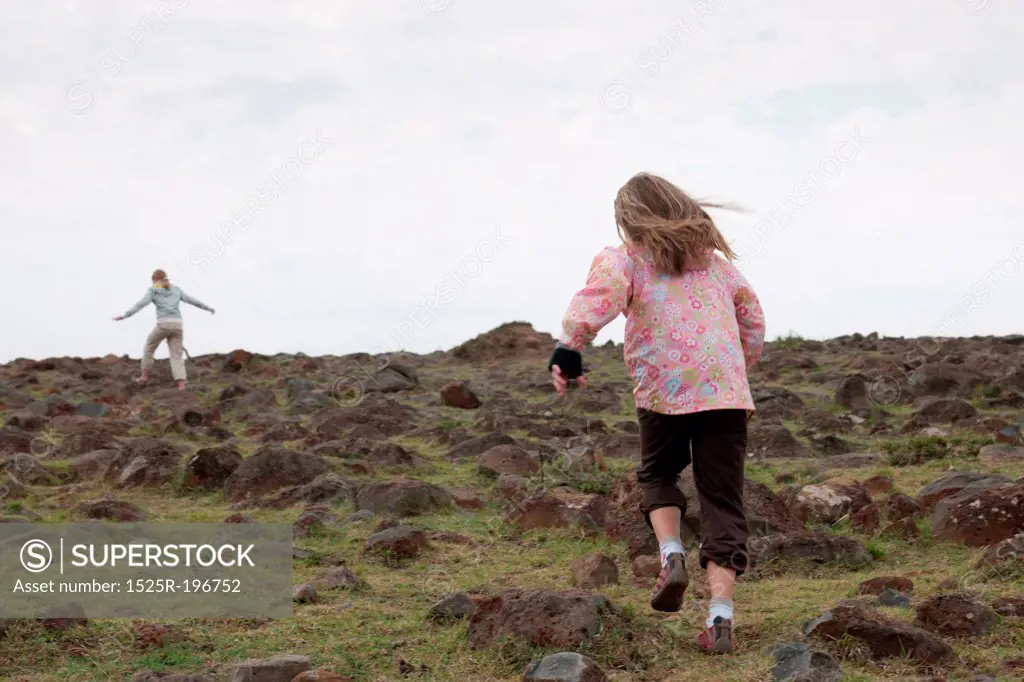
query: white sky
[{"left": 2, "top": 0, "right": 1022, "bottom": 362}]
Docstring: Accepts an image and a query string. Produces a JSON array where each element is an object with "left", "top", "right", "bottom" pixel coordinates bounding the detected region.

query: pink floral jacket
[{"left": 559, "top": 244, "right": 765, "bottom": 415}]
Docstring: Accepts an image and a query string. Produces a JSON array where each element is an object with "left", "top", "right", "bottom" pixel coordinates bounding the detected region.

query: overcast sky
[{"left": 2, "top": 0, "right": 1022, "bottom": 362}]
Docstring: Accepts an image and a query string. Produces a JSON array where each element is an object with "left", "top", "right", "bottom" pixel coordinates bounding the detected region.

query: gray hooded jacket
[{"left": 122, "top": 285, "right": 212, "bottom": 321}]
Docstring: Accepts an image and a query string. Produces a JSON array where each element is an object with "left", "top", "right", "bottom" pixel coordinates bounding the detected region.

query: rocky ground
[{"left": 0, "top": 322, "right": 1023, "bottom": 681}]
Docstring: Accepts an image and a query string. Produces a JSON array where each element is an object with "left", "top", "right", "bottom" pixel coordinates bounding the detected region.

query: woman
[{"left": 113, "top": 269, "right": 215, "bottom": 391}]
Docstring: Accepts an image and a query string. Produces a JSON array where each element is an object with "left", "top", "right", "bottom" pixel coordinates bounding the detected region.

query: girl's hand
[
  {"left": 551, "top": 365, "right": 587, "bottom": 397},
  {"left": 113, "top": 315, "right": 123, "bottom": 321}
]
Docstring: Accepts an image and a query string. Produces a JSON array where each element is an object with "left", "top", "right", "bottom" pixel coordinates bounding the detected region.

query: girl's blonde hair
[
  {"left": 614, "top": 172, "right": 738, "bottom": 276},
  {"left": 151, "top": 269, "right": 170, "bottom": 288}
]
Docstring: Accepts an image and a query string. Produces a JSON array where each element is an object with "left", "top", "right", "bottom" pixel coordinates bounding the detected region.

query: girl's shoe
[
  {"left": 695, "top": 616, "right": 735, "bottom": 653},
  {"left": 650, "top": 552, "right": 689, "bottom": 612}
]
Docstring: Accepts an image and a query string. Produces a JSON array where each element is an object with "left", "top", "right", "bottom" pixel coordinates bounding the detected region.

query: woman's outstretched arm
[
  {"left": 180, "top": 290, "right": 215, "bottom": 313},
  {"left": 116, "top": 290, "right": 154, "bottom": 320}
]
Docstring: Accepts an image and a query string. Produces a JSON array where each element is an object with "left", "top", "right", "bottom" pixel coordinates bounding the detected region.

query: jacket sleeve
[
  {"left": 180, "top": 290, "right": 212, "bottom": 312},
  {"left": 559, "top": 247, "right": 633, "bottom": 352},
  {"left": 729, "top": 266, "right": 766, "bottom": 371},
  {"left": 122, "top": 290, "right": 154, "bottom": 319}
]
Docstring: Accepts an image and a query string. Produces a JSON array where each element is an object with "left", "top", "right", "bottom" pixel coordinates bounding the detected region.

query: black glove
[{"left": 548, "top": 345, "right": 583, "bottom": 379}]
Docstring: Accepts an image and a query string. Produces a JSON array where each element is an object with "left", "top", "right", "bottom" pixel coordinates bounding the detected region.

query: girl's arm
[
  {"left": 550, "top": 247, "right": 633, "bottom": 376},
  {"left": 120, "top": 290, "right": 154, "bottom": 319},
  {"left": 180, "top": 290, "right": 214, "bottom": 312},
  {"left": 730, "top": 270, "right": 766, "bottom": 371}
]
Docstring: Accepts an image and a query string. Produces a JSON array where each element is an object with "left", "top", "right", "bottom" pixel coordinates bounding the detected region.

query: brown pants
[
  {"left": 141, "top": 321, "right": 186, "bottom": 381},
  {"left": 637, "top": 408, "right": 749, "bottom": 575}
]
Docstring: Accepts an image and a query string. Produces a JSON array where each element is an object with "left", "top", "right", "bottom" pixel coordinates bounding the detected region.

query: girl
[
  {"left": 548, "top": 173, "right": 765, "bottom": 654},
  {"left": 113, "top": 269, "right": 215, "bottom": 391}
]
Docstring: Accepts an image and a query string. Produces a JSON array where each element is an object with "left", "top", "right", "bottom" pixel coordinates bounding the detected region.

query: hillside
[{"left": 0, "top": 325, "right": 1023, "bottom": 681}]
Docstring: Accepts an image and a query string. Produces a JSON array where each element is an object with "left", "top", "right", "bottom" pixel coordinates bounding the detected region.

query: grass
[{"left": 2, "top": 351, "right": 1024, "bottom": 681}]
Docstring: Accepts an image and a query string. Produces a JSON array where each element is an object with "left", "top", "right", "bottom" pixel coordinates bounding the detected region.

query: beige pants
[{"left": 141, "top": 320, "right": 186, "bottom": 380}]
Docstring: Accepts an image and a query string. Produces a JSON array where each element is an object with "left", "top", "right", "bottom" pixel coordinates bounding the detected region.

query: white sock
[
  {"left": 658, "top": 539, "right": 683, "bottom": 566},
  {"left": 707, "top": 598, "right": 734, "bottom": 628}
]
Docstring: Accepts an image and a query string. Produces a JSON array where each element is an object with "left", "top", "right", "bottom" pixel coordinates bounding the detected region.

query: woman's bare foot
[
  {"left": 177, "top": 381, "right": 186, "bottom": 392},
  {"left": 134, "top": 374, "right": 149, "bottom": 386}
]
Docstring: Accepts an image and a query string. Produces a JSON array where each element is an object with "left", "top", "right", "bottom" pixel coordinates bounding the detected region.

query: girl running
[{"left": 548, "top": 172, "right": 765, "bottom": 653}]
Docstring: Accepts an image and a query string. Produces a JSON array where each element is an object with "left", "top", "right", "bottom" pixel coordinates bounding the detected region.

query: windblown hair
[
  {"left": 615, "top": 172, "right": 738, "bottom": 276},
  {"left": 151, "top": 269, "right": 170, "bottom": 288}
]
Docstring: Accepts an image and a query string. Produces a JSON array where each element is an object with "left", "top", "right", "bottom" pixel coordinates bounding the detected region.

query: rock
[
  {"left": 931, "top": 483, "right": 1024, "bottom": 546},
  {"left": 508, "top": 487, "right": 606, "bottom": 535},
  {"left": 363, "top": 525, "right": 428, "bottom": 565},
  {"left": 229, "top": 654, "right": 310, "bottom": 682},
  {"left": 223, "top": 446, "right": 331, "bottom": 503},
  {"left": 496, "top": 473, "right": 531, "bottom": 501},
  {"left": 835, "top": 374, "right": 872, "bottom": 411},
  {"left": 449, "top": 322, "right": 554, "bottom": 362},
  {"left": 468, "top": 589, "right": 615, "bottom": 649},
  {"left": 851, "top": 503, "right": 881, "bottom": 533},
  {"left": 857, "top": 577, "right": 914, "bottom": 596},
  {"left": 223, "top": 513, "right": 256, "bottom": 523},
  {"left": 996, "top": 424, "right": 1021, "bottom": 445},
  {"left": 570, "top": 553, "right": 619, "bottom": 589},
  {"left": 0, "top": 428, "right": 34, "bottom": 454},
  {"left": 909, "top": 363, "right": 983, "bottom": 397},
  {"left": 978, "top": 444, "right": 1024, "bottom": 465},
  {"left": 917, "top": 472, "right": 1013, "bottom": 512},
  {"left": 427, "top": 592, "right": 478, "bottom": 623},
  {"left": 443, "top": 486, "right": 483, "bottom": 510},
  {"left": 68, "top": 449, "right": 118, "bottom": 479},
  {"left": 912, "top": 398, "right": 979, "bottom": 423},
  {"left": 769, "top": 642, "right": 843, "bottom": 682},
  {"left": 752, "top": 387, "right": 806, "bottom": 419},
  {"left": 748, "top": 423, "right": 812, "bottom": 459},
  {"left": 186, "top": 445, "right": 243, "bottom": 488},
  {"left": 881, "top": 492, "right": 923, "bottom": 522},
  {"left": 862, "top": 474, "right": 893, "bottom": 496},
  {"left": 315, "top": 566, "right": 362, "bottom": 590},
  {"left": 976, "top": 532, "right": 1024, "bottom": 568},
  {"left": 522, "top": 652, "right": 609, "bottom": 682},
  {"left": 0, "top": 475, "right": 27, "bottom": 500},
  {"left": 915, "top": 594, "right": 1000, "bottom": 637},
  {"left": 478, "top": 445, "right": 540, "bottom": 478},
  {"left": 293, "top": 584, "right": 318, "bottom": 603},
  {"left": 48, "top": 422, "right": 123, "bottom": 458},
  {"left": 5, "top": 453, "right": 57, "bottom": 485},
  {"left": 631, "top": 555, "right": 661, "bottom": 578},
  {"left": 5, "top": 411, "right": 47, "bottom": 431},
  {"left": 440, "top": 382, "right": 481, "bottom": 409},
  {"left": 104, "top": 437, "right": 187, "bottom": 489},
  {"left": 877, "top": 589, "right": 912, "bottom": 608},
  {"left": 357, "top": 360, "right": 418, "bottom": 395},
  {"left": 74, "top": 499, "right": 147, "bottom": 522},
  {"left": 448, "top": 432, "right": 518, "bottom": 461},
  {"left": 786, "top": 478, "right": 872, "bottom": 525},
  {"left": 355, "top": 478, "right": 453, "bottom": 517},
  {"left": 261, "top": 474, "right": 354, "bottom": 510},
  {"left": 992, "top": 597, "right": 1024, "bottom": 617},
  {"left": 223, "top": 349, "right": 255, "bottom": 373},
  {"left": 803, "top": 602, "right": 954, "bottom": 665},
  {"left": 749, "top": 532, "right": 873, "bottom": 570}
]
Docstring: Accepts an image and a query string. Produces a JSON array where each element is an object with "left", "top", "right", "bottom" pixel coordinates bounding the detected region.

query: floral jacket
[{"left": 558, "top": 243, "right": 765, "bottom": 415}]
